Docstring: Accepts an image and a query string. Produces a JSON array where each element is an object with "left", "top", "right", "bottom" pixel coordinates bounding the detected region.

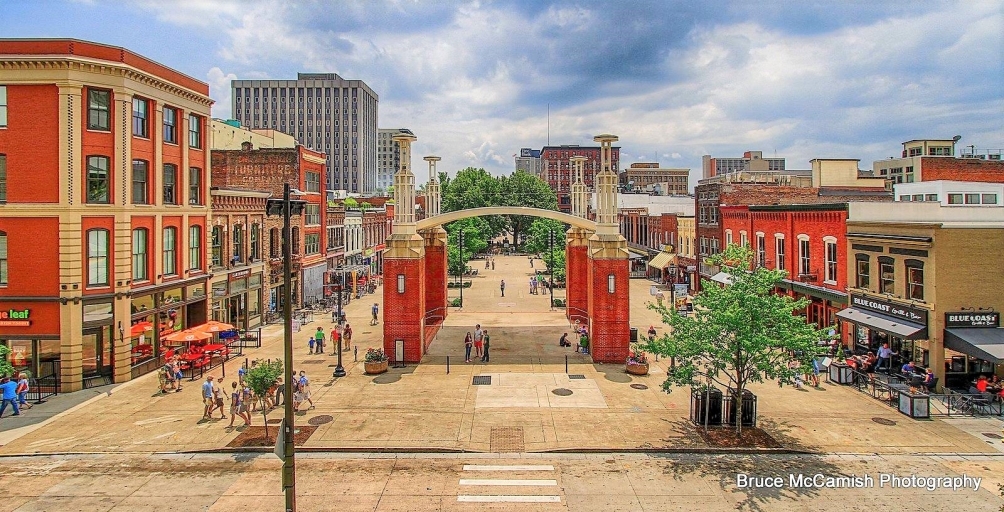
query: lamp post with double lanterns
[
  {"left": 265, "top": 184, "right": 307, "bottom": 512},
  {"left": 333, "top": 268, "right": 346, "bottom": 378}
]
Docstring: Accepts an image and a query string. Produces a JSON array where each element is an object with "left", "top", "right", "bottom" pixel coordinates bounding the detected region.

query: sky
[{"left": 2, "top": 0, "right": 1002, "bottom": 190}]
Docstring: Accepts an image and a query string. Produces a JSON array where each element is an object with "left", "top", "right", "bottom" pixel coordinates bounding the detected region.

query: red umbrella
[
  {"left": 193, "top": 320, "right": 236, "bottom": 333},
  {"left": 130, "top": 322, "right": 153, "bottom": 337},
  {"left": 162, "top": 329, "right": 212, "bottom": 344}
]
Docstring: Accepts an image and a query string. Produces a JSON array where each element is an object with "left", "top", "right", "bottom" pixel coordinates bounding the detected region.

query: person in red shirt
[
  {"left": 330, "top": 327, "right": 341, "bottom": 353},
  {"left": 976, "top": 375, "right": 988, "bottom": 393}
]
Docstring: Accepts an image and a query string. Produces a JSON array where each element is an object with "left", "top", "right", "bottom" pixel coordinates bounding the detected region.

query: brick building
[
  {"left": 0, "top": 39, "right": 212, "bottom": 391},
  {"left": 696, "top": 161, "right": 891, "bottom": 290},
  {"left": 541, "top": 144, "right": 620, "bottom": 213},
  {"left": 619, "top": 162, "right": 690, "bottom": 195},
  {"left": 721, "top": 204, "right": 849, "bottom": 329},
  {"left": 873, "top": 139, "right": 1004, "bottom": 185},
  {"left": 618, "top": 209, "right": 679, "bottom": 278},
  {"left": 702, "top": 150, "right": 785, "bottom": 180},
  {"left": 211, "top": 141, "right": 328, "bottom": 310},
  {"left": 841, "top": 202, "right": 1004, "bottom": 391},
  {"left": 207, "top": 188, "right": 268, "bottom": 332}
]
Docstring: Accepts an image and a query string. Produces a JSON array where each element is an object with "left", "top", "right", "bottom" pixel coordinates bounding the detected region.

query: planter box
[
  {"left": 626, "top": 363, "right": 649, "bottom": 375},
  {"left": 364, "top": 360, "right": 388, "bottom": 375}
]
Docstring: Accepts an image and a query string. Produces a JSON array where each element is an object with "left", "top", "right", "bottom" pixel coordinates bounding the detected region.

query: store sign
[
  {"left": 945, "top": 312, "right": 1000, "bottom": 328},
  {"left": 229, "top": 269, "right": 251, "bottom": 281},
  {"left": 0, "top": 308, "right": 32, "bottom": 327},
  {"left": 850, "top": 294, "right": 928, "bottom": 325}
]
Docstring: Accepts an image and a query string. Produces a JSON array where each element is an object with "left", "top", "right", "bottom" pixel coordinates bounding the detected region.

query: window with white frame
[
  {"left": 163, "top": 227, "right": 177, "bottom": 276},
  {"left": 725, "top": 230, "right": 733, "bottom": 245},
  {"left": 824, "top": 237, "right": 837, "bottom": 283},
  {"left": 131, "top": 228, "right": 148, "bottom": 281},
  {"left": 740, "top": 231, "right": 748, "bottom": 247},
  {"left": 189, "top": 225, "right": 201, "bottom": 271},
  {"left": 775, "top": 235, "right": 786, "bottom": 271},
  {"left": 86, "top": 229, "right": 109, "bottom": 286},
  {"left": 756, "top": 233, "right": 765, "bottom": 267},
  {"left": 798, "top": 235, "right": 811, "bottom": 276}
]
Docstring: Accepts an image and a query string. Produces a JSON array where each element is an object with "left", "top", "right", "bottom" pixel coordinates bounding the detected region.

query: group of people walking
[
  {"left": 0, "top": 373, "right": 30, "bottom": 418},
  {"left": 199, "top": 366, "right": 316, "bottom": 428},
  {"left": 463, "top": 324, "right": 491, "bottom": 363},
  {"left": 308, "top": 324, "right": 352, "bottom": 354}
]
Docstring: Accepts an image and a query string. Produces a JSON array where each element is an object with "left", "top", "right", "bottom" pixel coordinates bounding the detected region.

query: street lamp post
[
  {"left": 548, "top": 229, "right": 555, "bottom": 310},
  {"left": 333, "top": 269, "right": 346, "bottom": 378},
  {"left": 265, "top": 183, "right": 307, "bottom": 512},
  {"left": 458, "top": 230, "right": 464, "bottom": 308}
]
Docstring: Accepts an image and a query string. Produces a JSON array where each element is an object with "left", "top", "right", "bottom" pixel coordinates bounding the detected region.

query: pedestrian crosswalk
[{"left": 456, "top": 464, "right": 562, "bottom": 504}]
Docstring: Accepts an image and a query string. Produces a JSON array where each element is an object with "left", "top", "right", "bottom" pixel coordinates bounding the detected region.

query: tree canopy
[
  {"left": 0, "top": 345, "right": 15, "bottom": 378},
  {"left": 244, "top": 359, "right": 284, "bottom": 440},
  {"left": 445, "top": 217, "right": 490, "bottom": 277},
  {"left": 343, "top": 197, "right": 359, "bottom": 209},
  {"left": 641, "top": 244, "right": 825, "bottom": 434},
  {"left": 523, "top": 218, "right": 566, "bottom": 255},
  {"left": 439, "top": 167, "right": 557, "bottom": 245}
]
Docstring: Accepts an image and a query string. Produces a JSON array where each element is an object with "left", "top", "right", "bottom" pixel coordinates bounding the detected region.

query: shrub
[
  {"left": 450, "top": 298, "right": 463, "bottom": 307},
  {"left": 365, "top": 348, "right": 387, "bottom": 362}
]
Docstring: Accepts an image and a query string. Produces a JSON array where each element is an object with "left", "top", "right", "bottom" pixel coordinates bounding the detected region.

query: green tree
[
  {"left": 543, "top": 249, "right": 566, "bottom": 281},
  {"left": 497, "top": 170, "right": 558, "bottom": 247},
  {"left": 343, "top": 197, "right": 359, "bottom": 209},
  {"left": 440, "top": 168, "right": 558, "bottom": 244},
  {"left": 385, "top": 185, "right": 394, "bottom": 197},
  {"left": 445, "top": 217, "right": 489, "bottom": 278},
  {"left": 641, "top": 244, "right": 824, "bottom": 435},
  {"left": 0, "top": 345, "right": 15, "bottom": 378},
  {"left": 244, "top": 359, "right": 284, "bottom": 440},
  {"left": 359, "top": 201, "right": 373, "bottom": 211},
  {"left": 523, "top": 218, "right": 566, "bottom": 255}
]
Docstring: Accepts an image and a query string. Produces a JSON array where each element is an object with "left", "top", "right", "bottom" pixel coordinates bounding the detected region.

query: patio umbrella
[
  {"left": 162, "top": 329, "right": 212, "bottom": 344},
  {"left": 193, "top": 320, "right": 236, "bottom": 333},
  {"left": 130, "top": 322, "right": 153, "bottom": 337}
]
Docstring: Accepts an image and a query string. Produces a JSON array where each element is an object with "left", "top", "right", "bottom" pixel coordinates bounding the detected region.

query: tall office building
[
  {"left": 231, "top": 73, "right": 379, "bottom": 194},
  {"left": 701, "top": 150, "right": 785, "bottom": 180},
  {"left": 515, "top": 148, "right": 543, "bottom": 177},
  {"left": 378, "top": 128, "right": 413, "bottom": 194}
]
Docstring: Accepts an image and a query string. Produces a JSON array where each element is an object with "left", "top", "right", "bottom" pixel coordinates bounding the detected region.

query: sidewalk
[{"left": 0, "top": 255, "right": 998, "bottom": 457}]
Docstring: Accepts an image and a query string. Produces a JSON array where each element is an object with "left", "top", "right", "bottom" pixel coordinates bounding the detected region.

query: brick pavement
[{"left": 0, "top": 255, "right": 1000, "bottom": 457}]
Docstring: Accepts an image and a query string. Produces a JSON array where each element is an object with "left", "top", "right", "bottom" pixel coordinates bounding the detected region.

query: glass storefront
[
  {"left": 0, "top": 338, "right": 59, "bottom": 378},
  {"left": 82, "top": 300, "right": 115, "bottom": 385},
  {"left": 129, "top": 280, "right": 209, "bottom": 368},
  {"left": 210, "top": 272, "right": 263, "bottom": 331}
]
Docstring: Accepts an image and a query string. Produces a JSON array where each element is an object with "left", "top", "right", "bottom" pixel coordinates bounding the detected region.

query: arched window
[
  {"left": 0, "top": 230, "right": 8, "bottom": 285},
  {"left": 189, "top": 226, "right": 202, "bottom": 271},
  {"left": 163, "top": 227, "right": 177, "bottom": 276},
  {"left": 270, "top": 227, "right": 280, "bottom": 258},
  {"left": 86, "top": 229, "right": 109, "bottom": 286},
  {"left": 131, "top": 228, "right": 148, "bottom": 281},
  {"left": 211, "top": 226, "right": 223, "bottom": 268}
]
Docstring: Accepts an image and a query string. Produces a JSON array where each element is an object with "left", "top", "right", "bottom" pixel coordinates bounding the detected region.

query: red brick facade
[
  {"left": 587, "top": 257, "right": 630, "bottom": 363},
  {"left": 565, "top": 243, "right": 589, "bottom": 323},
  {"left": 540, "top": 145, "right": 620, "bottom": 213},
  {"left": 383, "top": 257, "right": 426, "bottom": 363},
  {"left": 919, "top": 157, "right": 1004, "bottom": 183}
]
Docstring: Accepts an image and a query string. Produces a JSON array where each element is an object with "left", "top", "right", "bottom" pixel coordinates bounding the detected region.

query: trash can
[
  {"left": 690, "top": 387, "right": 723, "bottom": 426},
  {"left": 724, "top": 389, "right": 757, "bottom": 427},
  {"left": 629, "top": 327, "right": 638, "bottom": 343}
]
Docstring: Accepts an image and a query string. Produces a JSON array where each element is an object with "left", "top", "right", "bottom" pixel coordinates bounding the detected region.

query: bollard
[
  {"left": 565, "top": 355, "right": 568, "bottom": 374},
  {"left": 447, "top": 356, "right": 450, "bottom": 375},
  {"left": 353, "top": 346, "right": 358, "bottom": 362},
  {"left": 222, "top": 357, "right": 226, "bottom": 379}
]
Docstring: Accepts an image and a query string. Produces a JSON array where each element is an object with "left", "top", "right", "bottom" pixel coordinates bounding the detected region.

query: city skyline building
[
  {"left": 702, "top": 150, "right": 786, "bottom": 180},
  {"left": 541, "top": 144, "right": 620, "bottom": 214},
  {"left": 231, "top": 73, "right": 379, "bottom": 194},
  {"left": 378, "top": 128, "right": 412, "bottom": 194}
]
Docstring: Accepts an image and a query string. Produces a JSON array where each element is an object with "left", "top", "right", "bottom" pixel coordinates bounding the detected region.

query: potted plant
[
  {"left": 626, "top": 346, "right": 649, "bottom": 375},
  {"left": 364, "top": 348, "right": 389, "bottom": 375}
]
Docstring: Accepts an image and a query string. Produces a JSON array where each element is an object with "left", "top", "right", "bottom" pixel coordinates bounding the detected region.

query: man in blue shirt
[
  {"left": 202, "top": 375, "right": 216, "bottom": 420},
  {"left": 875, "top": 343, "right": 897, "bottom": 373},
  {"left": 371, "top": 303, "right": 379, "bottom": 326},
  {"left": 901, "top": 361, "right": 917, "bottom": 375},
  {"left": 0, "top": 376, "right": 21, "bottom": 417}
]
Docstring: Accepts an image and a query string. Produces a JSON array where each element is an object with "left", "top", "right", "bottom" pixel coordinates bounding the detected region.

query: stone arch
[{"left": 416, "top": 207, "right": 596, "bottom": 232}]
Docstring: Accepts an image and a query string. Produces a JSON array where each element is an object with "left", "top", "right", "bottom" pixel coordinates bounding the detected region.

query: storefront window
[
  {"left": 249, "top": 273, "right": 262, "bottom": 288},
  {"left": 186, "top": 283, "right": 206, "bottom": 300},
  {"left": 248, "top": 289, "right": 261, "bottom": 318},
  {"left": 6, "top": 339, "right": 32, "bottom": 371},
  {"left": 231, "top": 277, "right": 247, "bottom": 294},
  {"left": 82, "top": 302, "right": 113, "bottom": 324},
  {"left": 131, "top": 294, "right": 155, "bottom": 316},
  {"left": 161, "top": 287, "right": 183, "bottom": 307},
  {"left": 212, "top": 280, "right": 227, "bottom": 298},
  {"left": 158, "top": 307, "right": 183, "bottom": 335}
]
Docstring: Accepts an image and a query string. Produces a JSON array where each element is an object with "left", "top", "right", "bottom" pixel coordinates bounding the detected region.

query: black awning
[
  {"left": 836, "top": 307, "right": 927, "bottom": 340},
  {"left": 944, "top": 328, "right": 1004, "bottom": 364}
]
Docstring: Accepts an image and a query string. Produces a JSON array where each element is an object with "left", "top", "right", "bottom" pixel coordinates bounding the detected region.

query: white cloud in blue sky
[{"left": 2, "top": 0, "right": 1001, "bottom": 187}]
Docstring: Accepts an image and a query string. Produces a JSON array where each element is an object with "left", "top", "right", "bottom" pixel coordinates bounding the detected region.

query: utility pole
[
  {"left": 333, "top": 269, "right": 346, "bottom": 378},
  {"left": 459, "top": 230, "right": 465, "bottom": 308},
  {"left": 548, "top": 229, "right": 555, "bottom": 310}
]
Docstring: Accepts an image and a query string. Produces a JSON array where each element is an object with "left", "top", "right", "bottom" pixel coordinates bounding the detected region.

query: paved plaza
[{"left": 2, "top": 254, "right": 1004, "bottom": 509}]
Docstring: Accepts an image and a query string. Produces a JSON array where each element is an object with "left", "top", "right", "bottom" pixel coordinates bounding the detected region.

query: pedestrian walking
[
  {"left": 464, "top": 332, "right": 474, "bottom": 363},
  {"left": 161, "top": 361, "right": 177, "bottom": 393},
  {"left": 491, "top": 259, "right": 495, "bottom": 271},
  {"left": 529, "top": 277, "right": 535, "bottom": 295},
  {"left": 530, "top": 257, "right": 534, "bottom": 268},
  {"left": 212, "top": 378, "right": 227, "bottom": 419},
  {"left": 298, "top": 371, "right": 315, "bottom": 410},
  {"left": 647, "top": 325, "right": 657, "bottom": 343},
  {"left": 485, "top": 258, "right": 490, "bottom": 269},
  {"left": 481, "top": 330, "right": 491, "bottom": 362},
  {"left": 171, "top": 356, "right": 184, "bottom": 391},
  {"left": 331, "top": 327, "right": 341, "bottom": 353},
  {"left": 314, "top": 327, "right": 326, "bottom": 355},
  {"left": 474, "top": 324, "right": 484, "bottom": 359},
  {"left": 371, "top": 303, "right": 379, "bottom": 325},
  {"left": 16, "top": 372, "right": 30, "bottom": 409},
  {"left": 274, "top": 376, "right": 284, "bottom": 406},
  {"left": 332, "top": 309, "right": 338, "bottom": 323},
  {"left": 500, "top": 279, "right": 506, "bottom": 297},
  {"left": 202, "top": 375, "right": 216, "bottom": 419},
  {"left": 228, "top": 381, "right": 250, "bottom": 428},
  {"left": 0, "top": 376, "right": 20, "bottom": 418},
  {"left": 308, "top": 335, "right": 315, "bottom": 354},
  {"left": 343, "top": 323, "right": 353, "bottom": 351},
  {"left": 875, "top": 342, "right": 897, "bottom": 373}
]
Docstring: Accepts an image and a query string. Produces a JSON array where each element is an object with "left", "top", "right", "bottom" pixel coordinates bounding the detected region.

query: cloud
[
  {"left": 205, "top": 67, "right": 238, "bottom": 119},
  {"left": 110, "top": 0, "right": 1002, "bottom": 188}
]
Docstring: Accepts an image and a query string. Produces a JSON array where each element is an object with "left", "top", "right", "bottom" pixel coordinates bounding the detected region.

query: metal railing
[
  {"left": 25, "top": 360, "right": 59, "bottom": 403},
  {"left": 929, "top": 390, "right": 1003, "bottom": 417}
]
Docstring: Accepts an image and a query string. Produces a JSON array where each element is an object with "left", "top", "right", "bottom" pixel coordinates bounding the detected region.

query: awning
[
  {"left": 647, "top": 252, "right": 676, "bottom": 269},
  {"left": 944, "top": 328, "right": 1004, "bottom": 364},
  {"left": 779, "top": 279, "right": 848, "bottom": 304},
  {"left": 710, "top": 272, "right": 734, "bottom": 285},
  {"left": 836, "top": 307, "right": 927, "bottom": 340}
]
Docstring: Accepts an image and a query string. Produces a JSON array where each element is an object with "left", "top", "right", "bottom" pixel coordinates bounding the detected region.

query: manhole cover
[
  {"left": 568, "top": 374, "right": 586, "bottom": 380},
  {"left": 473, "top": 375, "right": 492, "bottom": 386},
  {"left": 552, "top": 388, "right": 573, "bottom": 396},
  {"left": 872, "top": 417, "right": 897, "bottom": 426},
  {"left": 308, "top": 415, "right": 334, "bottom": 426},
  {"left": 630, "top": 383, "right": 649, "bottom": 390},
  {"left": 982, "top": 432, "right": 1003, "bottom": 439}
]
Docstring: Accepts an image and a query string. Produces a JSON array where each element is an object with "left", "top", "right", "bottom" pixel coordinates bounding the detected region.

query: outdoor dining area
[{"left": 130, "top": 320, "right": 250, "bottom": 380}]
